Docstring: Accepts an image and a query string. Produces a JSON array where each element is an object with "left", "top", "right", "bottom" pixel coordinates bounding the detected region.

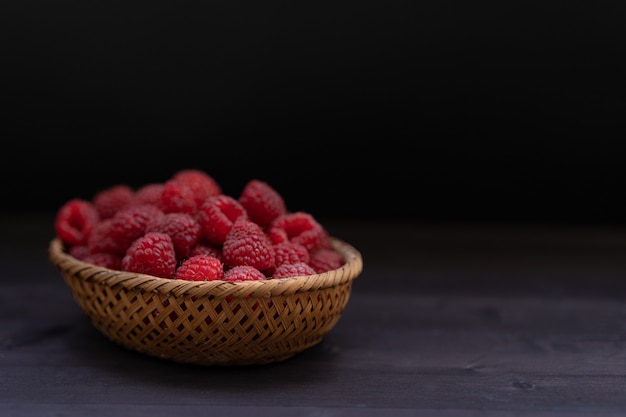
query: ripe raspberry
[
  {"left": 238, "top": 179, "right": 286, "bottom": 227},
  {"left": 54, "top": 198, "right": 100, "bottom": 247},
  {"left": 82, "top": 252, "right": 122, "bottom": 270},
  {"left": 267, "top": 227, "right": 288, "bottom": 245},
  {"left": 268, "top": 212, "right": 332, "bottom": 253},
  {"left": 309, "top": 248, "right": 344, "bottom": 273},
  {"left": 92, "top": 184, "right": 134, "bottom": 219},
  {"left": 86, "top": 218, "right": 116, "bottom": 255},
  {"left": 146, "top": 212, "right": 202, "bottom": 260},
  {"left": 157, "top": 179, "right": 197, "bottom": 215},
  {"left": 222, "top": 219, "right": 275, "bottom": 270},
  {"left": 272, "top": 262, "right": 317, "bottom": 279},
  {"left": 130, "top": 183, "right": 165, "bottom": 206},
  {"left": 171, "top": 169, "right": 221, "bottom": 206},
  {"left": 197, "top": 195, "right": 248, "bottom": 246},
  {"left": 69, "top": 244, "right": 90, "bottom": 260},
  {"left": 264, "top": 241, "right": 310, "bottom": 276},
  {"left": 94, "top": 204, "right": 165, "bottom": 256},
  {"left": 273, "top": 241, "right": 310, "bottom": 267},
  {"left": 189, "top": 243, "right": 222, "bottom": 261},
  {"left": 223, "top": 265, "right": 267, "bottom": 282},
  {"left": 121, "top": 232, "right": 177, "bottom": 278},
  {"left": 175, "top": 254, "right": 224, "bottom": 281}
]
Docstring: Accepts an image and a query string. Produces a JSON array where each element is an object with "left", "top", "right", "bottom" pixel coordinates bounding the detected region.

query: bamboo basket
[{"left": 48, "top": 236, "right": 363, "bottom": 366}]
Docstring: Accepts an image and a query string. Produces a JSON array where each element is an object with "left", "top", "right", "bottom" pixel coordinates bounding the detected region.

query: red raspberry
[
  {"left": 146, "top": 212, "right": 202, "bottom": 260},
  {"left": 82, "top": 252, "right": 122, "bottom": 270},
  {"left": 54, "top": 198, "right": 100, "bottom": 247},
  {"left": 197, "top": 195, "right": 248, "bottom": 246},
  {"left": 130, "top": 183, "right": 165, "bottom": 206},
  {"left": 175, "top": 254, "right": 224, "bottom": 281},
  {"left": 264, "top": 241, "right": 310, "bottom": 276},
  {"left": 93, "top": 204, "right": 164, "bottom": 256},
  {"left": 121, "top": 232, "right": 177, "bottom": 278},
  {"left": 238, "top": 179, "right": 286, "bottom": 227},
  {"left": 86, "top": 218, "right": 116, "bottom": 254},
  {"left": 69, "top": 244, "right": 90, "bottom": 260},
  {"left": 268, "top": 212, "right": 332, "bottom": 253},
  {"left": 223, "top": 265, "right": 267, "bottom": 282},
  {"left": 267, "top": 227, "right": 288, "bottom": 245},
  {"left": 171, "top": 169, "right": 221, "bottom": 206},
  {"left": 92, "top": 184, "right": 134, "bottom": 219},
  {"left": 272, "top": 262, "right": 317, "bottom": 279},
  {"left": 189, "top": 243, "right": 222, "bottom": 261},
  {"left": 222, "top": 219, "right": 275, "bottom": 270},
  {"left": 273, "top": 241, "right": 309, "bottom": 267},
  {"left": 157, "top": 179, "right": 197, "bottom": 215},
  {"left": 309, "top": 248, "right": 344, "bottom": 273}
]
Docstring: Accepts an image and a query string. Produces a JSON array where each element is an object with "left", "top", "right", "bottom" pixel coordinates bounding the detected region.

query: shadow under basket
[{"left": 48, "top": 237, "right": 363, "bottom": 366}]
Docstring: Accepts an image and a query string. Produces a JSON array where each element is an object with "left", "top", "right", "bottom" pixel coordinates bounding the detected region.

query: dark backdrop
[{"left": 2, "top": 1, "right": 624, "bottom": 226}]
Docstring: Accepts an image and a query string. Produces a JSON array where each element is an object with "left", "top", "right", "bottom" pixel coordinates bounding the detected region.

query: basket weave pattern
[{"left": 49, "top": 237, "right": 363, "bottom": 366}]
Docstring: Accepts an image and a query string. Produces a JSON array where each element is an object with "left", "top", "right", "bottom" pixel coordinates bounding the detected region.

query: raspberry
[
  {"left": 268, "top": 212, "right": 332, "bottom": 253},
  {"left": 222, "top": 219, "right": 275, "bottom": 270},
  {"left": 272, "top": 262, "right": 317, "bottom": 279},
  {"left": 189, "top": 243, "right": 222, "bottom": 261},
  {"left": 82, "top": 252, "right": 122, "bottom": 270},
  {"left": 238, "top": 179, "right": 286, "bottom": 227},
  {"left": 157, "top": 179, "right": 197, "bottom": 215},
  {"left": 94, "top": 204, "right": 165, "bottom": 256},
  {"left": 92, "top": 184, "right": 134, "bottom": 219},
  {"left": 121, "top": 232, "right": 177, "bottom": 278},
  {"left": 264, "top": 241, "right": 310, "bottom": 276},
  {"left": 267, "top": 227, "right": 288, "bottom": 245},
  {"left": 175, "top": 254, "right": 224, "bottom": 281},
  {"left": 309, "top": 248, "right": 344, "bottom": 273},
  {"left": 130, "top": 183, "right": 165, "bottom": 206},
  {"left": 54, "top": 198, "right": 100, "bottom": 247},
  {"left": 86, "top": 218, "right": 116, "bottom": 254},
  {"left": 171, "top": 169, "right": 222, "bottom": 206},
  {"left": 69, "top": 244, "right": 90, "bottom": 260},
  {"left": 273, "top": 241, "right": 310, "bottom": 267},
  {"left": 146, "top": 212, "right": 202, "bottom": 260},
  {"left": 197, "top": 195, "right": 248, "bottom": 246},
  {"left": 223, "top": 265, "right": 267, "bottom": 282}
]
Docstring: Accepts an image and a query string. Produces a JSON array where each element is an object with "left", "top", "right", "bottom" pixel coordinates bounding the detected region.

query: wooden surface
[{"left": 2, "top": 215, "right": 626, "bottom": 416}]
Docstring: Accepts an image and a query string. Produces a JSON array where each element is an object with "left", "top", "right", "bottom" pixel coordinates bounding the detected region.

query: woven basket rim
[{"left": 48, "top": 236, "right": 363, "bottom": 299}]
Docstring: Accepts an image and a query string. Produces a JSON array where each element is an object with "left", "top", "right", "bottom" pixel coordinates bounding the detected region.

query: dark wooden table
[{"left": 3, "top": 214, "right": 626, "bottom": 416}]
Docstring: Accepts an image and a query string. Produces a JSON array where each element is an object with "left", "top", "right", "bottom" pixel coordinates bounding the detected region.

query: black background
[{"left": 2, "top": 1, "right": 624, "bottom": 226}]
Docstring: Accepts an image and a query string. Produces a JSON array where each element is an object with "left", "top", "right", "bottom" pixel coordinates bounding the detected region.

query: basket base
[{"left": 99, "top": 327, "right": 324, "bottom": 366}]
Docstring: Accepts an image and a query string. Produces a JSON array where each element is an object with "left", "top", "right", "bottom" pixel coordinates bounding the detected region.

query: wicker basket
[{"left": 48, "top": 236, "right": 363, "bottom": 366}]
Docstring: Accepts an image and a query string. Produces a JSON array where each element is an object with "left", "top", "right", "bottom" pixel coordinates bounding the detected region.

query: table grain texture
[{"left": 2, "top": 215, "right": 626, "bottom": 416}]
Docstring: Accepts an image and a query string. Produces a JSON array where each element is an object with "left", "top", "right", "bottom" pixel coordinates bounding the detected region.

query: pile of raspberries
[{"left": 54, "top": 169, "right": 345, "bottom": 282}]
